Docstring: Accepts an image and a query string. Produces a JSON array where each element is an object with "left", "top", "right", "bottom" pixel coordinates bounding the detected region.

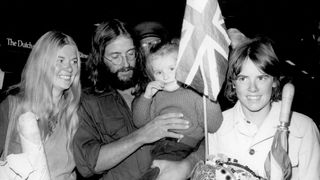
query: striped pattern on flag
[
  {"left": 176, "top": 0, "right": 230, "bottom": 101},
  {"left": 264, "top": 128, "right": 292, "bottom": 180}
]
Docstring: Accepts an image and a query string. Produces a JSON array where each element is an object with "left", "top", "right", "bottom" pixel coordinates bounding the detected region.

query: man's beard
[{"left": 107, "top": 66, "right": 137, "bottom": 90}]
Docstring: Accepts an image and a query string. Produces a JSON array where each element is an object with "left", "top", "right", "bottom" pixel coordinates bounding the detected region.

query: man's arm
[
  {"left": 73, "top": 104, "right": 146, "bottom": 176},
  {"left": 73, "top": 106, "right": 190, "bottom": 177},
  {"left": 94, "top": 113, "right": 189, "bottom": 173}
]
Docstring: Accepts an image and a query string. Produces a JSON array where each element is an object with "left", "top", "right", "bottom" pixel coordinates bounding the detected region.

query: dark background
[{"left": 1, "top": 0, "right": 319, "bottom": 126}]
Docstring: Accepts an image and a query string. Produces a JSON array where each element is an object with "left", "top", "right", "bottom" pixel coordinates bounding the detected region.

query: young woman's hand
[{"left": 17, "top": 111, "right": 41, "bottom": 145}]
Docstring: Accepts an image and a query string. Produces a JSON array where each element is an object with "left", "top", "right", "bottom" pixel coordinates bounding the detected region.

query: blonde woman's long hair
[{"left": 8, "top": 31, "right": 81, "bottom": 153}]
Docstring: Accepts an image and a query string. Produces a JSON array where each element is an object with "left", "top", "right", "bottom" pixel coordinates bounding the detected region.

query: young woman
[
  {"left": 0, "top": 31, "right": 81, "bottom": 180},
  {"left": 209, "top": 36, "right": 320, "bottom": 179}
]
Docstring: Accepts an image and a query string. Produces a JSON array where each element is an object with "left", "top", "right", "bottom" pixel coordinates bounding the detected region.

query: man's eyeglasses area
[
  {"left": 104, "top": 49, "right": 137, "bottom": 65},
  {"left": 141, "top": 39, "right": 161, "bottom": 49}
]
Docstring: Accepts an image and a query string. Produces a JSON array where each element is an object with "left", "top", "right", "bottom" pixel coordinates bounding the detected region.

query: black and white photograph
[{"left": 1, "top": 0, "right": 319, "bottom": 179}]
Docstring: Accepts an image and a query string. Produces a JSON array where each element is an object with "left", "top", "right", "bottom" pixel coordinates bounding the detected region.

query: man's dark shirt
[{"left": 73, "top": 89, "right": 152, "bottom": 180}]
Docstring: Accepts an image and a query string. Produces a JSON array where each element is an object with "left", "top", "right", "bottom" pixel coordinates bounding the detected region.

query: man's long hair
[{"left": 85, "top": 19, "right": 147, "bottom": 94}]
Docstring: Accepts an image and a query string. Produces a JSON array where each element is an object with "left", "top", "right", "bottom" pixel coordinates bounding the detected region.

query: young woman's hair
[
  {"left": 85, "top": 19, "right": 145, "bottom": 93},
  {"left": 224, "top": 36, "right": 282, "bottom": 103},
  {"left": 8, "top": 30, "right": 81, "bottom": 153}
]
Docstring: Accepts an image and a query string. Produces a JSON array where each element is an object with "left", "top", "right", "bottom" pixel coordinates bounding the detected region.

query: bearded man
[{"left": 72, "top": 19, "right": 201, "bottom": 180}]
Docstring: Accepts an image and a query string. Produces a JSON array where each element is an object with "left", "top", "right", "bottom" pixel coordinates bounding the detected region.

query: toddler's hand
[{"left": 144, "top": 81, "right": 164, "bottom": 99}]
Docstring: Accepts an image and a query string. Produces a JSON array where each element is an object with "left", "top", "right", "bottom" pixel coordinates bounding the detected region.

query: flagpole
[
  {"left": 175, "top": 0, "right": 231, "bottom": 164},
  {"left": 202, "top": 95, "right": 209, "bottom": 162}
]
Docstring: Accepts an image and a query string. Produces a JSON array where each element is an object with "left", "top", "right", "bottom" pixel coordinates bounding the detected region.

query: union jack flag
[{"left": 176, "top": 0, "right": 230, "bottom": 102}]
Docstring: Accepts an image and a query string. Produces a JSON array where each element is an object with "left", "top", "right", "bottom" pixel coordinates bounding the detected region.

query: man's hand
[{"left": 137, "top": 113, "right": 189, "bottom": 144}]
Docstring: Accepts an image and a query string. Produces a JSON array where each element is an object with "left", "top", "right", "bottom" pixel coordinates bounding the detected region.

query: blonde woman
[{"left": 0, "top": 31, "right": 81, "bottom": 180}]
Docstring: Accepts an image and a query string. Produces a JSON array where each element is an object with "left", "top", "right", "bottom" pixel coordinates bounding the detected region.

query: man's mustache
[{"left": 118, "top": 66, "right": 134, "bottom": 73}]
